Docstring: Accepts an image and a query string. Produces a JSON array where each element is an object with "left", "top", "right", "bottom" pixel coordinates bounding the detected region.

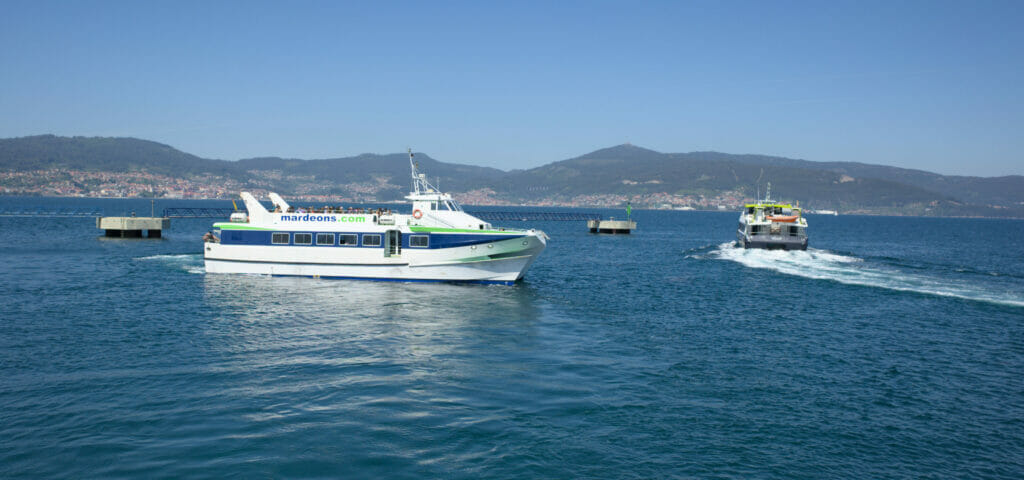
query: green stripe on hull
[
  {"left": 408, "top": 226, "right": 525, "bottom": 234},
  {"left": 213, "top": 223, "right": 276, "bottom": 231}
]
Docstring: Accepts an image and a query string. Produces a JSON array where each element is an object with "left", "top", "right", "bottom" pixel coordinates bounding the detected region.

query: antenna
[
  {"left": 408, "top": 147, "right": 442, "bottom": 195},
  {"left": 755, "top": 168, "right": 764, "bottom": 202},
  {"left": 408, "top": 148, "right": 421, "bottom": 194}
]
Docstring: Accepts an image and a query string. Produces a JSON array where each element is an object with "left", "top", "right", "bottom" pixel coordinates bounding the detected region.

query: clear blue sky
[{"left": 1, "top": 0, "right": 1022, "bottom": 176}]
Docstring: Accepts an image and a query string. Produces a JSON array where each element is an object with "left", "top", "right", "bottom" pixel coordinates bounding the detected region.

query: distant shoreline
[{"left": 2, "top": 194, "right": 1022, "bottom": 220}]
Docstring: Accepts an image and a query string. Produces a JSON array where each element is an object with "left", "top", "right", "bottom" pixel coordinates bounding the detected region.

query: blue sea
[{"left": 1, "top": 197, "right": 1023, "bottom": 479}]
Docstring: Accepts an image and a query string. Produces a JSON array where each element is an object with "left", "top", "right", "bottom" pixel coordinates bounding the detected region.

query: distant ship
[
  {"left": 736, "top": 183, "right": 808, "bottom": 250},
  {"left": 203, "top": 151, "right": 548, "bottom": 284}
]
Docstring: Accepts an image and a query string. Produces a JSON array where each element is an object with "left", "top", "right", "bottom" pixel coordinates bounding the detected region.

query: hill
[
  {"left": 500, "top": 145, "right": 956, "bottom": 209},
  {"left": 1, "top": 135, "right": 1022, "bottom": 217},
  {"left": 0, "top": 134, "right": 240, "bottom": 177},
  {"left": 719, "top": 152, "right": 1024, "bottom": 207}
]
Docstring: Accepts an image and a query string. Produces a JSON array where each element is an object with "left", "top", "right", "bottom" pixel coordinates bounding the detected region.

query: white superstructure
[{"left": 203, "top": 151, "right": 547, "bottom": 284}]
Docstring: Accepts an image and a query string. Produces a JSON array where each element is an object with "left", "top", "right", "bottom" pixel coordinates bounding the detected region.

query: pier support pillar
[
  {"left": 586, "top": 219, "right": 637, "bottom": 234},
  {"left": 97, "top": 217, "right": 170, "bottom": 239}
]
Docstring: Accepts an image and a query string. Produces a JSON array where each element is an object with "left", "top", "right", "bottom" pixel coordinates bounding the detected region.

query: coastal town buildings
[{"left": 0, "top": 168, "right": 751, "bottom": 210}]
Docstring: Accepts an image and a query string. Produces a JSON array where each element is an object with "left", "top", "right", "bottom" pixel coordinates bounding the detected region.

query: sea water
[{"left": 1, "top": 197, "right": 1022, "bottom": 478}]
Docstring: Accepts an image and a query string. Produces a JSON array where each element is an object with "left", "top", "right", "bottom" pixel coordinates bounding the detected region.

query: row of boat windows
[{"left": 269, "top": 232, "right": 429, "bottom": 248}]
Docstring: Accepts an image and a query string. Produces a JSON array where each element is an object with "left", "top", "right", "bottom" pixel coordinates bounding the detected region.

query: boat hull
[{"left": 204, "top": 233, "right": 545, "bottom": 285}]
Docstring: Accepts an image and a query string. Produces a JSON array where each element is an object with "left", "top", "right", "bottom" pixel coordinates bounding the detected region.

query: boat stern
[{"left": 742, "top": 233, "right": 808, "bottom": 251}]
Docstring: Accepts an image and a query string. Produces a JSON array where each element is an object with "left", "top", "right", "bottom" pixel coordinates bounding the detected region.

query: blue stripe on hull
[
  {"left": 218, "top": 229, "right": 523, "bottom": 249},
  {"left": 264, "top": 273, "right": 516, "bottom": 286}
]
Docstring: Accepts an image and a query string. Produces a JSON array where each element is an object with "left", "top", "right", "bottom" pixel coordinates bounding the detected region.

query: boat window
[
  {"left": 409, "top": 235, "right": 428, "bottom": 248},
  {"left": 362, "top": 234, "right": 381, "bottom": 247},
  {"left": 316, "top": 233, "right": 335, "bottom": 245},
  {"left": 294, "top": 233, "right": 312, "bottom": 245},
  {"left": 272, "top": 232, "right": 289, "bottom": 244},
  {"left": 338, "top": 234, "right": 358, "bottom": 246}
]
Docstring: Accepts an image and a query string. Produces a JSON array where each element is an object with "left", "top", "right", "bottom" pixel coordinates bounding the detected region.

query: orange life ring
[{"left": 412, "top": 209, "right": 423, "bottom": 219}]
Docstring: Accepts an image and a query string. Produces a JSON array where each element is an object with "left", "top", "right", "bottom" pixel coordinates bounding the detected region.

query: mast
[
  {"left": 409, "top": 148, "right": 421, "bottom": 194},
  {"left": 408, "top": 148, "right": 440, "bottom": 195}
]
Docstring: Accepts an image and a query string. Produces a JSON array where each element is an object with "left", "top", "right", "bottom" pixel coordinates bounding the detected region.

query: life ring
[{"left": 412, "top": 209, "right": 423, "bottom": 219}]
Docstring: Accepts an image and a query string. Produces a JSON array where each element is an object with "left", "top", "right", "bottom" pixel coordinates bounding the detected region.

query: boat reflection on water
[
  {"left": 189, "top": 274, "right": 556, "bottom": 469},
  {"left": 199, "top": 274, "right": 545, "bottom": 366}
]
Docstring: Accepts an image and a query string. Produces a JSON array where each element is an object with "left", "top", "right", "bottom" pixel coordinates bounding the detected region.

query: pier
[
  {"left": 588, "top": 218, "right": 637, "bottom": 234},
  {"left": 97, "top": 216, "right": 170, "bottom": 238}
]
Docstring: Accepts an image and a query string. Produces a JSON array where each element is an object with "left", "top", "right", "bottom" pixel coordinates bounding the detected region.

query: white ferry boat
[
  {"left": 203, "top": 152, "right": 548, "bottom": 285},
  {"left": 736, "top": 183, "right": 808, "bottom": 251}
]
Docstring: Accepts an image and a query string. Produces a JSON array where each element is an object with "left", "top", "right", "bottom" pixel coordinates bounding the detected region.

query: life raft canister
[{"left": 412, "top": 209, "right": 423, "bottom": 219}]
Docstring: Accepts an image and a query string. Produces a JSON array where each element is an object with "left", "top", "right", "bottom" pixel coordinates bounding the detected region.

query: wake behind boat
[
  {"left": 203, "top": 151, "right": 548, "bottom": 284},
  {"left": 736, "top": 183, "right": 808, "bottom": 251}
]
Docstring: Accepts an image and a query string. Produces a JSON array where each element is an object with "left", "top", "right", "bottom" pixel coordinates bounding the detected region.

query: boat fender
[{"left": 413, "top": 209, "right": 423, "bottom": 219}]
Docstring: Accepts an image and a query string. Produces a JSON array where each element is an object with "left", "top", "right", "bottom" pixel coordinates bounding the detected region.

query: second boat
[{"left": 736, "top": 183, "right": 808, "bottom": 251}]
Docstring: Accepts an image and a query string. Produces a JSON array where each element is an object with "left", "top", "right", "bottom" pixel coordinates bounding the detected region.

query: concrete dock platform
[
  {"left": 97, "top": 217, "right": 170, "bottom": 238},
  {"left": 587, "top": 219, "right": 637, "bottom": 234}
]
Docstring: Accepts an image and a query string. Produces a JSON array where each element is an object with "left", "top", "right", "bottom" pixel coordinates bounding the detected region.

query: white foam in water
[
  {"left": 135, "top": 254, "right": 206, "bottom": 274},
  {"left": 708, "top": 243, "right": 1024, "bottom": 308}
]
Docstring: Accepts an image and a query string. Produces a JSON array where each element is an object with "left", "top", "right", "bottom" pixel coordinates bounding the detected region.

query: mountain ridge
[{"left": 1, "top": 135, "right": 1022, "bottom": 217}]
